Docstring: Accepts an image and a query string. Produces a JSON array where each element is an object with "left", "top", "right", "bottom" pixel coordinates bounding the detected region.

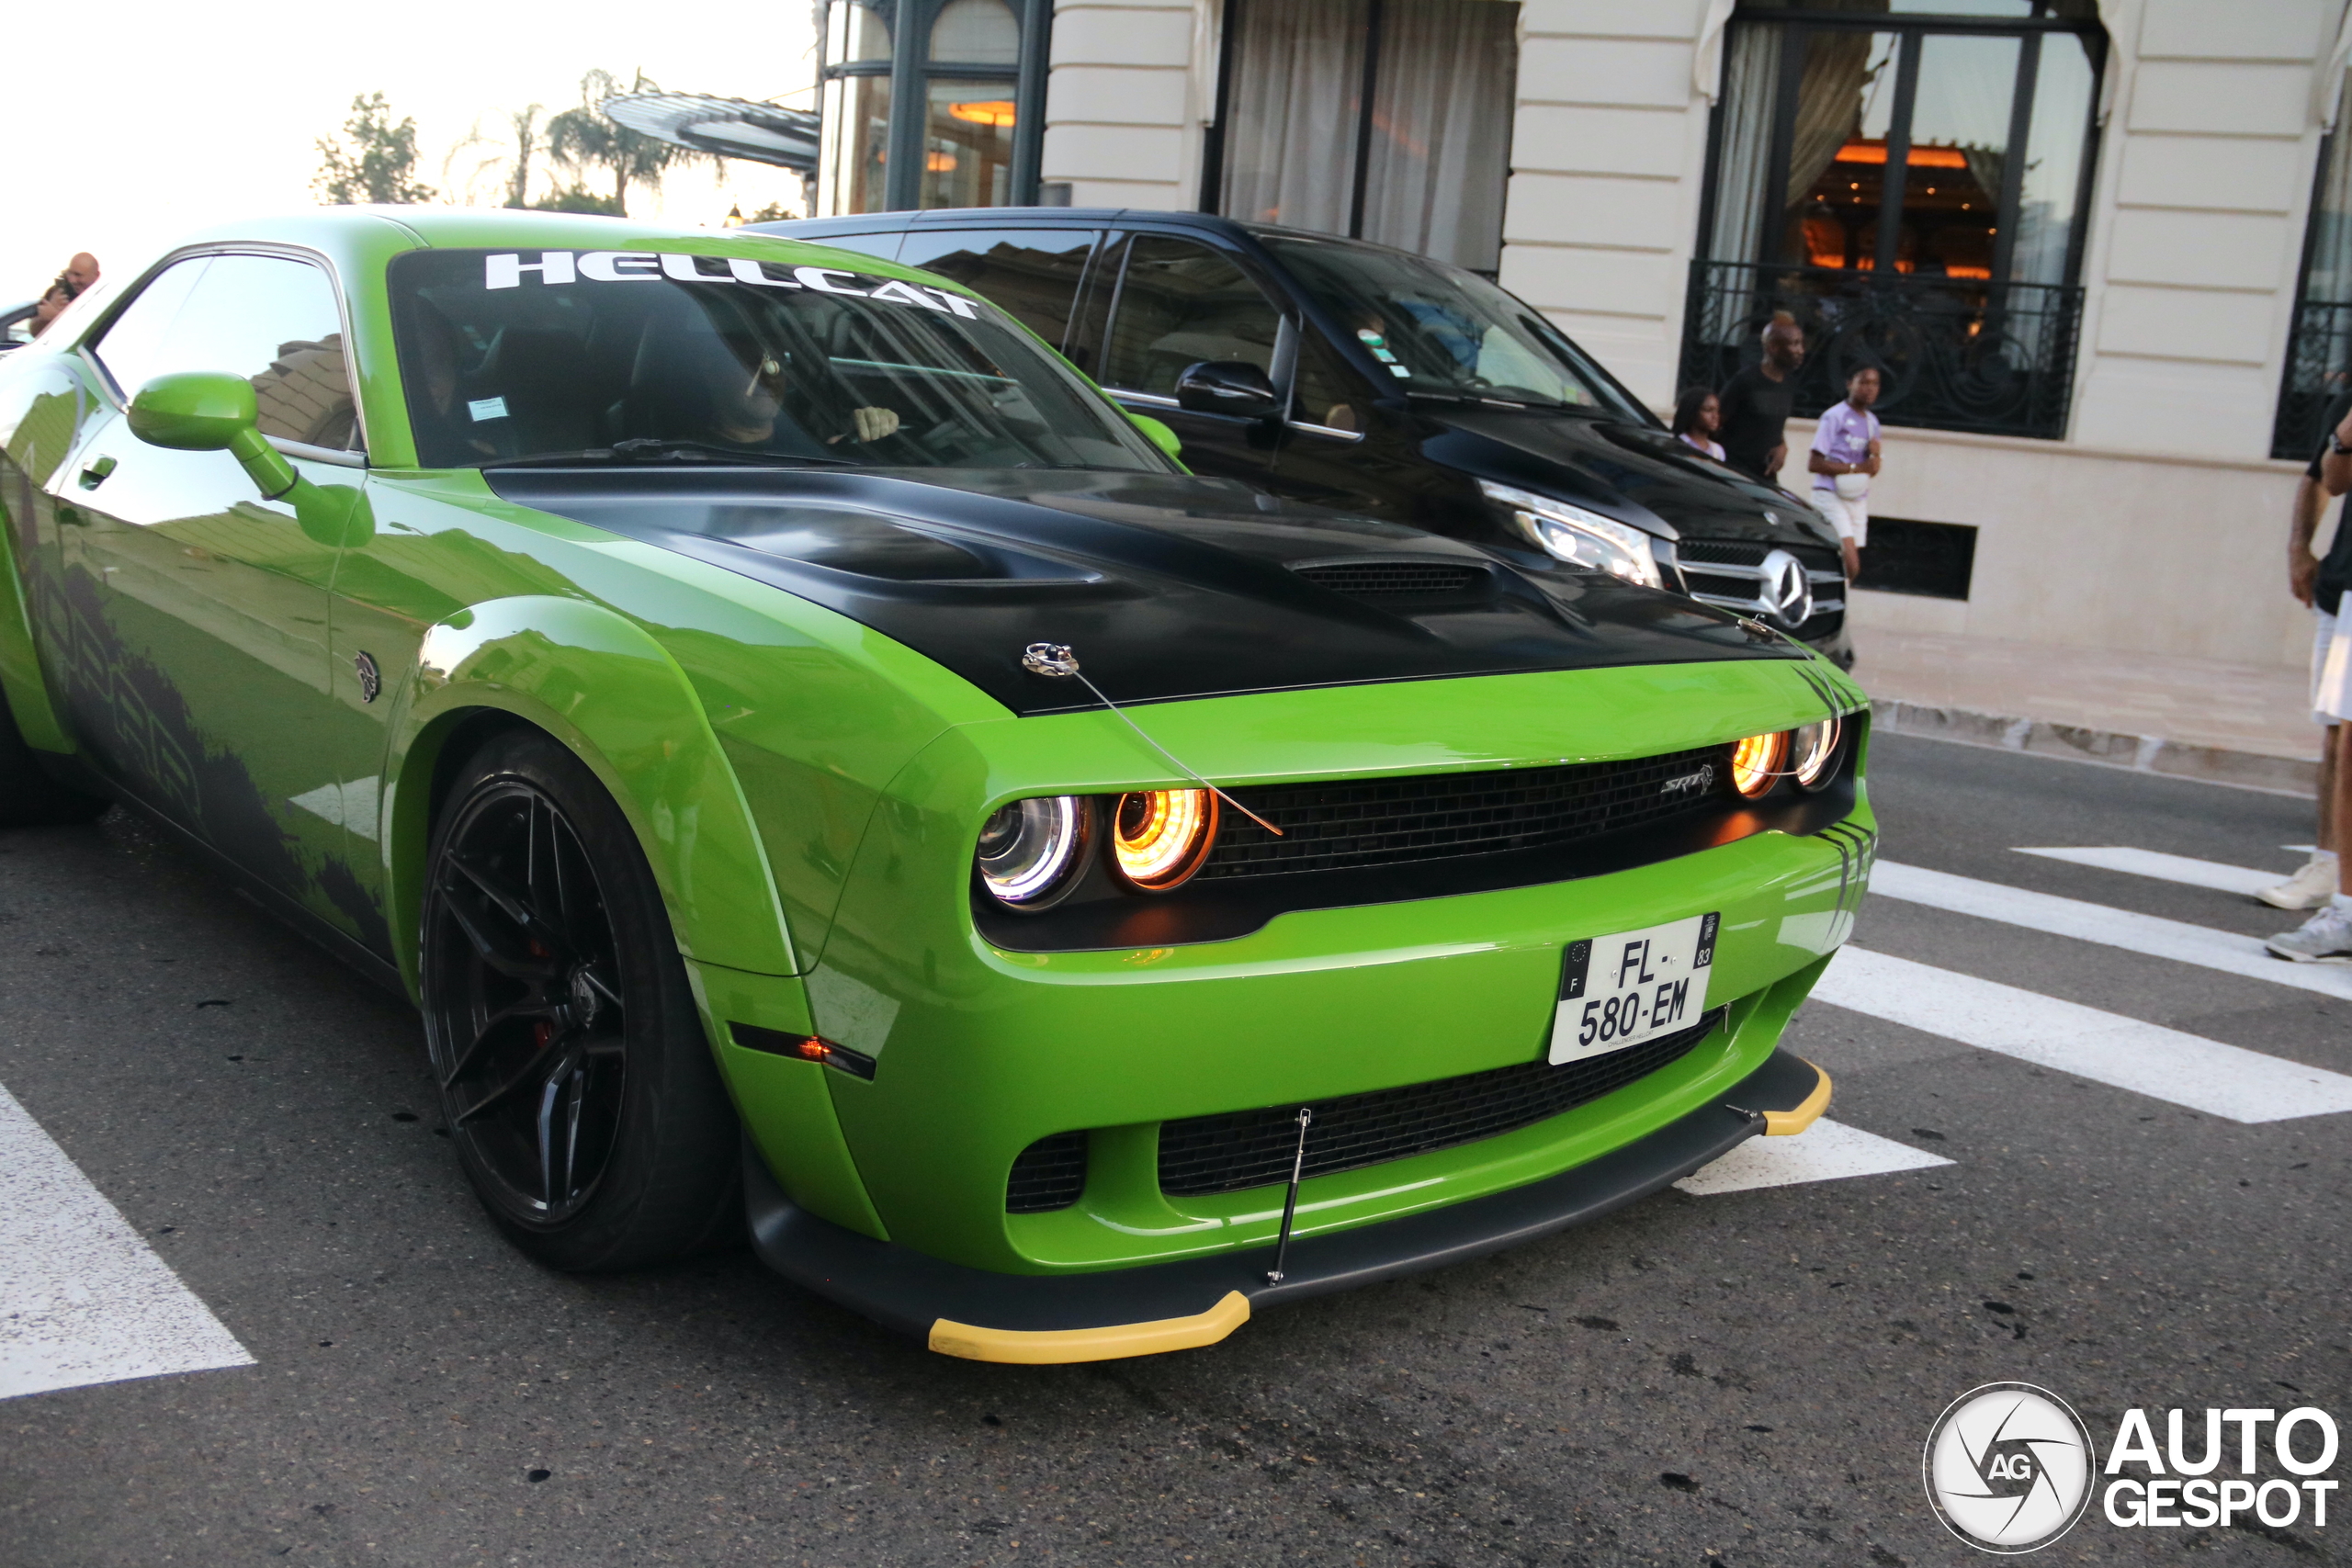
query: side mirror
[
  {"left": 1173, "top": 360, "right": 1280, "bottom": 420},
  {"left": 127, "top": 371, "right": 371, "bottom": 548},
  {"left": 1126, "top": 412, "right": 1183, "bottom": 463}
]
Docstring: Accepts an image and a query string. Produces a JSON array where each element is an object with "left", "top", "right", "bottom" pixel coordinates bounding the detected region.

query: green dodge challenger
[{"left": 0, "top": 210, "right": 1871, "bottom": 1363}]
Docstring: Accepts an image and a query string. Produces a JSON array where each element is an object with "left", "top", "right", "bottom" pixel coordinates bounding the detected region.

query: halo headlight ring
[
  {"left": 1790, "top": 716, "right": 1843, "bottom": 791},
  {"left": 1110, "top": 788, "right": 1220, "bottom": 891},
  {"left": 1729, "top": 731, "right": 1787, "bottom": 798},
  {"left": 976, "top": 795, "right": 1091, "bottom": 908}
]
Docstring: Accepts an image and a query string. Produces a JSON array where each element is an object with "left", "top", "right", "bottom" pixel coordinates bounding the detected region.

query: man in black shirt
[{"left": 1715, "top": 311, "right": 1805, "bottom": 482}]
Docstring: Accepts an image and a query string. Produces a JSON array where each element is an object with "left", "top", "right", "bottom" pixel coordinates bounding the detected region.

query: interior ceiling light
[{"left": 949, "top": 100, "right": 1018, "bottom": 127}]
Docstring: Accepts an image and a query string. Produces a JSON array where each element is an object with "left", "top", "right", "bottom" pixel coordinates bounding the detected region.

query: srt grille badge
[{"left": 1660, "top": 764, "right": 1715, "bottom": 796}]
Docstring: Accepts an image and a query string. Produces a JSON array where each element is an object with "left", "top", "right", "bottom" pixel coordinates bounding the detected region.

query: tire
[
  {"left": 0, "top": 680, "right": 109, "bottom": 827},
  {"left": 419, "top": 728, "right": 740, "bottom": 1270}
]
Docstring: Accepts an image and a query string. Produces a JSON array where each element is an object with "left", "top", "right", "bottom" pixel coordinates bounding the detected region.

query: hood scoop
[{"left": 1289, "top": 557, "right": 1495, "bottom": 602}]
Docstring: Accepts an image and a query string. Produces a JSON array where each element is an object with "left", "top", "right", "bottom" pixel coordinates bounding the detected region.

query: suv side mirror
[
  {"left": 1173, "top": 360, "right": 1279, "bottom": 420},
  {"left": 126, "top": 371, "right": 372, "bottom": 548}
]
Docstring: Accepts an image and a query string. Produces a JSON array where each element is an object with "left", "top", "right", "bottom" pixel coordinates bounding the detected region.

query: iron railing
[
  {"left": 2273, "top": 299, "right": 2352, "bottom": 461},
  {"left": 1678, "top": 261, "right": 2086, "bottom": 442}
]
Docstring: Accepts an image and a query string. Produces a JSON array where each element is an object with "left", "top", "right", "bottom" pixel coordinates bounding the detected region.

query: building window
[
  {"left": 2278, "top": 96, "right": 2352, "bottom": 460},
  {"left": 1203, "top": 0, "right": 1518, "bottom": 273},
  {"left": 1682, "top": 0, "right": 2103, "bottom": 441},
  {"left": 819, "top": 0, "right": 1047, "bottom": 214}
]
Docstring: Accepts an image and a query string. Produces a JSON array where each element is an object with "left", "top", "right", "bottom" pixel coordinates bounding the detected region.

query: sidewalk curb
[{"left": 1871, "top": 697, "right": 2320, "bottom": 796}]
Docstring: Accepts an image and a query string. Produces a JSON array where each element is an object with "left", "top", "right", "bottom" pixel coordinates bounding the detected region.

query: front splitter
[{"left": 744, "top": 1048, "right": 1829, "bottom": 1363}]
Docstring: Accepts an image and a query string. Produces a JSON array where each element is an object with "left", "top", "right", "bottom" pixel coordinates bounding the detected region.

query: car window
[
  {"left": 387, "top": 247, "right": 1170, "bottom": 474},
  {"left": 88, "top": 258, "right": 209, "bottom": 404},
  {"left": 92, "top": 253, "right": 361, "bottom": 451},
  {"left": 795, "top": 230, "right": 903, "bottom": 264},
  {"left": 1260, "top": 234, "right": 1648, "bottom": 420},
  {"left": 1293, "top": 331, "right": 1372, "bottom": 431},
  {"left": 897, "top": 229, "right": 1098, "bottom": 354},
  {"left": 1100, "top": 236, "right": 1282, "bottom": 398}
]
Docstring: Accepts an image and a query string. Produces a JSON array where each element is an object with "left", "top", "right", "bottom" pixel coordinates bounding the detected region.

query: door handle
[{"left": 77, "top": 455, "right": 117, "bottom": 490}]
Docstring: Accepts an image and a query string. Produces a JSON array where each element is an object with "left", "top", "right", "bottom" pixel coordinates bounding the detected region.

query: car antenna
[
  {"left": 1019, "top": 642, "right": 1283, "bottom": 836},
  {"left": 1264, "top": 1107, "right": 1314, "bottom": 1285}
]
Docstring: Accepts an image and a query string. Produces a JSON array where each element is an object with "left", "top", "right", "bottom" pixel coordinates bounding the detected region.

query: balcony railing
[
  {"left": 1678, "top": 262, "right": 2086, "bottom": 442},
  {"left": 2273, "top": 299, "right": 2352, "bottom": 461}
]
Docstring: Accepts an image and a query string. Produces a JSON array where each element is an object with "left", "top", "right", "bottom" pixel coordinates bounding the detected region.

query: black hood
[
  {"left": 487, "top": 467, "right": 1797, "bottom": 716},
  {"left": 1418, "top": 409, "right": 1843, "bottom": 550}
]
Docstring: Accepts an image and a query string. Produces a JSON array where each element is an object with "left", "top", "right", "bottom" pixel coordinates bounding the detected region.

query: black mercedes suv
[{"left": 751, "top": 209, "right": 1851, "bottom": 664}]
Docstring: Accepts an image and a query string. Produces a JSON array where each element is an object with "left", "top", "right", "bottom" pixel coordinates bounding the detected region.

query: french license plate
[{"left": 1548, "top": 912, "right": 1719, "bottom": 1066}]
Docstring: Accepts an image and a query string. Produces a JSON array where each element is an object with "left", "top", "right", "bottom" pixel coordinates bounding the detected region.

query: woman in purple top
[
  {"left": 1670, "top": 386, "right": 1726, "bottom": 461},
  {"left": 1808, "top": 364, "right": 1882, "bottom": 582}
]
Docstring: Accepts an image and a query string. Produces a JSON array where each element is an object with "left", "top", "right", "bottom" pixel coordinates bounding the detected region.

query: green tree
[
  {"left": 545, "top": 69, "right": 712, "bottom": 217},
  {"left": 530, "top": 184, "right": 626, "bottom": 216},
  {"left": 313, "top": 93, "right": 436, "bottom": 206},
  {"left": 504, "top": 105, "right": 543, "bottom": 209}
]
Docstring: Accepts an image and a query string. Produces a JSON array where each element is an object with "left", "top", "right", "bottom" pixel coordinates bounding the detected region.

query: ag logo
[{"left": 1924, "top": 1382, "right": 2095, "bottom": 1553}]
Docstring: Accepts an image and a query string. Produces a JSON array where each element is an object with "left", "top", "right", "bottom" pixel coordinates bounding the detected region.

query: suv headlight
[{"left": 1478, "top": 479, "right": 1662, "bottom": 589}]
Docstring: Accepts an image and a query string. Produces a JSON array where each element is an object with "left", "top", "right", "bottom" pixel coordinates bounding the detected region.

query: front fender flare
[{"left": 380, "top": 594, "right": 797, "bottom": 990}]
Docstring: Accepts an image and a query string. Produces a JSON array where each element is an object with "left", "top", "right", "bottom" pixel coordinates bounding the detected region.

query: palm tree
[{"left": 545, "top": 70, "right": 710, "bottom": 216}]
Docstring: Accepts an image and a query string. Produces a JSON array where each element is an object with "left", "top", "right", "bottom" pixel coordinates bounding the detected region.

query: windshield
[
  {"left": 387, "top": 248, "right": 1170, "bottom": 471},
  {"left": 1259, "top": 235, "right": 1649, "bottom": 419}
]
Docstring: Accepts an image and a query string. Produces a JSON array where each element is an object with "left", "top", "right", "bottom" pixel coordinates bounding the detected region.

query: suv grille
[
  {"left": 1005, "top": 1130, "right": 1089, "bottom": 1213},
  {"left": 1197, "top": 745, "right": 1735, "bottom": 880},
  {"left": 1157, "top": 1010, "right": 1725, "bottom": 1196},
  {"left": 1678, "top": 538, "right": 1841, "bottom": 575},
  {"left": 1292, "top": 559, "right": 1487, "bottom": 598}
]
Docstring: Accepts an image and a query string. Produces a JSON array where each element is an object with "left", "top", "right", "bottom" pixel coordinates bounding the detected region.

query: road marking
[
  {"left": 0, "top": 1083, "right": 253, "bottom": 1400},
  {"left": 1674, "top": 1118, "right": 1951, "bottom": 1195},
  {"left": 1871, "top": 861, "right": 2352, "bottom": 1000},
  {"left": 2013, "top": 846, "right": 2283, "bottom": 897},
  {"left": 1809, "top": 947, "right": 2352, "bottom": 1123}
]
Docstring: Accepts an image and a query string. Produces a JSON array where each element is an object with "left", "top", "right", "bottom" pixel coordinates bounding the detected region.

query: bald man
[{"left": 62, "top": 254, "right": 98, "bottom": 291}]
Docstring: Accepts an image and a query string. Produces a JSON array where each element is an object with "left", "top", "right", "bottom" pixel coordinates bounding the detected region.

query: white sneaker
[
  {"left": 2258, "top": 852, "right": 2339, "bottom": 910},
  {"left": 2266, "top": 904, "right": 2352, "bottom": 963}
]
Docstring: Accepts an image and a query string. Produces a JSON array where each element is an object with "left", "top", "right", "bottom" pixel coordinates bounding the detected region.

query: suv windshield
[
  {"left": 388, "top": 248, "right": 1170, "bottom": 472},
  {"left": 1259, "top": 235, "right": 1648, "bottom": 419}
]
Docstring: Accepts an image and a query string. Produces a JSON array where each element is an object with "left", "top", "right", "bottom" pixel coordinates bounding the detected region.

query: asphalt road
[{"left": 2, "top": 732, "right": 2346, "bottom": 1567}]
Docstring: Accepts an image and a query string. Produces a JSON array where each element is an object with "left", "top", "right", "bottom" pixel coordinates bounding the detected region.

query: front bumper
[{"left": 747, "top": 1048, "right": 1829, "bottom": 1363}]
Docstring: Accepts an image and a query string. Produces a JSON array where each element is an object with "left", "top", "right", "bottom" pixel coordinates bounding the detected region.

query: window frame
[
  {"left": 1091, "top": 227, "right": 1299, "bottom": 413},
  {"left": 1694, "top": 3, "right": 2106, "bottom": 285},
  {"left": 817, "top": 0, "right": 1052, "bottom": 213},
  {"left": 81, "top": 242, "right": 369, "bottom": 466}
]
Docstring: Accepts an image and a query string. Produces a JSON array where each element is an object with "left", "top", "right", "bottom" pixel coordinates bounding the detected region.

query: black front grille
[
  {"left": 1157, "top": 1009, "right": 1726, "bottom": 1196},
  {"left": 1679, "top": 536, "right": 1841, "bottom": 576},
  {"left": 1292, "top": 559, "right": 1487, "bottom": 598},
  {"left": 1682, "top": 570, "right": 1758, "bottom": 600},
  {"left": 1198, "top": 745, "right": 1735, "bottom": 880},
  {"left": 1006, "top": 1130, "right": 1088, "bottom": 1213}
]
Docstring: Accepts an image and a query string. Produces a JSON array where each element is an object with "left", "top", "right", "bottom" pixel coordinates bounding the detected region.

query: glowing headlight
[
  {"left": 976, "top": 795, "right": 1088, "bottom": 906},
  {"left": 1110, "top": 788, "right": 1219, "bottom": 890},
  {"left": 1477, "top": 479, "right": 1663, "bottom": 588},
  {"left": 1790, "top": 718, "right": 1842, "bottom": 790},
  {"left": 1730, "top": 731, "right": 1786, "bottom": 798}
]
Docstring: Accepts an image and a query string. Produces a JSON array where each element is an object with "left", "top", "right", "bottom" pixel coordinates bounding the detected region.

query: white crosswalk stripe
[
  {"left": 2012, "top": 846, "right": 2286, "bottom": 897},
  {"left": 1809, "top": 946, "right": 2352, "bottom": 1122},
  {"left": 0, "top": 1083, "right": 253, "bottom": 1401},
  {"left": 1869, "top": 860, "right": 2352, "bottom": 999},
  {"left": 1674, "top": 1118, "right": 1951, "bottom": 1194}
]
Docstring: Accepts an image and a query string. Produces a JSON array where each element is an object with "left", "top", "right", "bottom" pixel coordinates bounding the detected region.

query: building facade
[{"left": 822, "top": 0, "right": 2352, "bottom": 671}]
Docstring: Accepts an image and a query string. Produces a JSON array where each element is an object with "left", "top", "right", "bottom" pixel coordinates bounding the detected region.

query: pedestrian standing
[
  {"left": 2267, "top": 396, "right": 2352, "bottom": 958},
  {"left": 1808, "top": 364, "right": 1882, "bottom": 583},
  {"left": 2262, "top": 384, "right": 2352, "bottom": 911},
  {"left": 1716, "top": 311, "right": 1805, "bottom": 483},
  {"left": 1671, "top": 387, "right": 1725, "bottom": 461}
]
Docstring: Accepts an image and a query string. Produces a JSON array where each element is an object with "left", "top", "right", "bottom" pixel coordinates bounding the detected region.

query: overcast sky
[{"left": 3, "top": 0, "right": 820, "bottom": 299}]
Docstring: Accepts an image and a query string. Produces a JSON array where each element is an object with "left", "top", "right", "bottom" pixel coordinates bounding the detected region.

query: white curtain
[
  {"left": 1221, "top": 0, "right": 1370, "bottom": 234},
  {"left": 1359, "top": 0, "right": 1518, "bottom": 270},
  {"left": 1705, "top": 24, "right": 1781, "bottom": 266},
  {"left": 1220, "top": 0, "right": 1515, "bottom": 268}
]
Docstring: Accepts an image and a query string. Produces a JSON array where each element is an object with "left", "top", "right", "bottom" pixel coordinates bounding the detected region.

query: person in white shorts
[
  {"left": 1808, "top": 365, "right": 1880, "bottom": 583},
  {"left": 2264, "top": 391, "right": 2352, "bottom": 909},
  {"left": 2270, "top": 394, "right": 2352, "bottom": 957}
]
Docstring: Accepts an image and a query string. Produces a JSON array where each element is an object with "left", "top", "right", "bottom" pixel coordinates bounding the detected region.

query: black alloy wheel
[{"left": 420, "top": 728, "right": 739, "bottom": 1269}]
